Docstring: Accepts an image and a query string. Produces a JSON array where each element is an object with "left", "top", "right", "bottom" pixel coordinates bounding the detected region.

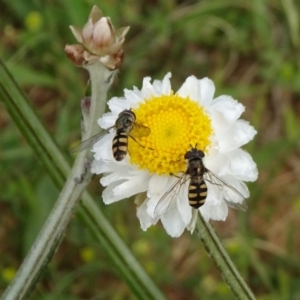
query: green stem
[{"left": 195, "top": 214, "right": 256, "bottom": 300}]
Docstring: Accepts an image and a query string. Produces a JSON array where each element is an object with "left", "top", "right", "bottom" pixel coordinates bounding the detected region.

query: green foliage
[{"left": 1, "top": 0, "right": 300, "bottom": 299}]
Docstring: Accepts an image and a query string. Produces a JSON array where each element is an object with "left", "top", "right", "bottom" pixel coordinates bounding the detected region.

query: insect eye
[
  {"left": 130, "top": 110, "right": 136, "bottom": 119},
  {"left": 198, "top": 150, "right": 205, "bottom": 158},
  {"left": 184, "top": 151, "right": 193, "bottom": 159}
]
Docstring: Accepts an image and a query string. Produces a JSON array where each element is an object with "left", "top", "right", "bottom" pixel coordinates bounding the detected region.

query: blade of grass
[
  {"left": 282, "top": 0, "right": 299, "bottom": 48},
  {"left": 0, "top": 59, "right": 166, "bottom": 300}
]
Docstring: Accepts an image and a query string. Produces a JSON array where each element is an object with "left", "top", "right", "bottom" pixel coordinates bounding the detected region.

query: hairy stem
[{"left": 195, "top": 214, "right": 256, "bottom": 300}]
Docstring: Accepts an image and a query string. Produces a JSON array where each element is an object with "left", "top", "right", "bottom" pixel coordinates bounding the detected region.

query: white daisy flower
[{"left": 91, "top": 72, "right": 258, "bottom": 238}]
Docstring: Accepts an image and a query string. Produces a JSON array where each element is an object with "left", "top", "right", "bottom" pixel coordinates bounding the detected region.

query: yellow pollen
[{"left": 129, "top": 93, "right": 213, "bottom": 175}]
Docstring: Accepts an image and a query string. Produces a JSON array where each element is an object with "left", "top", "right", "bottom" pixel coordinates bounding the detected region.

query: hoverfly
[
  {"left": 71, "top": 109, "right": 151, "bottom": 161},
  {"left": 154, "top": 145, "right": 248, "bottom": 217}
]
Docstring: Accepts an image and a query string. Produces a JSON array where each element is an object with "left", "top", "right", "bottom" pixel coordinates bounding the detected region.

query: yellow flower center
[{"left": 129, "top": 93, "right": 213, "bottom": 175}]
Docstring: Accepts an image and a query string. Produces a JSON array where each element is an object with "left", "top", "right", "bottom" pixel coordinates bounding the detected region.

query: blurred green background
[{"left": 1, "top": 0, "right": 300, "bottom": 299}]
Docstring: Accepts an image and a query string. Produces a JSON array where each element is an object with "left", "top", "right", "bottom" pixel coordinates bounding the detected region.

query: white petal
[
  {"left": 101, "top": 168, "right": 145, "bottom": 204},
  {"left": 161, "top": 209, "right": 186, "bottom": 237},
  {"left": 199, "top": 78, "right": 216, "bottom": 106},
  {"left": 204, "top": 151, "right": 230, "bottom": 175},
  {"left": 100, "top": 166, "right": 131, "bottom": 186},
  {"left": 146, "top": 175, "right": 178, "bottom": 218},
  {"left": 136, "top": 198, "right": 159, "bottom": 231},
  {"left": 208, "top": 96, "right": 245, "bottom": 132},
  {"left": 98, "top": 113, "right": 116, "bottom": 129},
  {"left": 147, "top": 174, "right": 173, "bottom": 198},
  {"left": 92, "top": 132, "right": 115, "bottom": 161},
  {"left": 217, "top": 120, "right": 257, "bottom": 152},
  {"left": 205, "top": 149, "right": 258, "bottom": 182},
  {"left": 124, "top": 88, "right": 143, "bottom": 108},
  {"left": 90, "top": 159, "right": 103, "bottom": 174},
  {"left": 200, "top": 199, "right": 228, "bottom": 221},
  {"left": 113, "top": 171, "right": 150, "bottom": 198},
  {"left": 102, "top": 180, "right": 127, "bottom": 204},
  {"left": 152, "top": 72, "right": 172, "bottom": 95},
  {"left": 141, "top": 76, "right": 158, "bottom": 99},
  {"left": 107, "top": 96, "right": 130, "bottom": 115},
  {"left": 176, "top": 76, "right": 199, "bottom": 101},
  {"left": 227, "top": 149, "right": 258, "bottom": 182},
  {"left": 93, "top": 158, "right": 129, "bottom": 175},
  {"left": 177, "top": 76, "right": 215, "bottom": 106}
]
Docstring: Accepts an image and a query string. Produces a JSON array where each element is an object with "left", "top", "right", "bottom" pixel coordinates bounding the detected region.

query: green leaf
[{"left": 7, "top": 64, "right": 57, "bottom": 87}]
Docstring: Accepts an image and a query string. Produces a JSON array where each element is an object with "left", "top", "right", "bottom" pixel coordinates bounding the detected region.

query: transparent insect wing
[
  {"left": 154, "top": 174, "right": 188, "bottom": 218},
  {"left": 224, "top": 198, "right": 248, "bottom": 211},
  {"left": 130, "top": 123, "right": 151, "bottom": 138},
  {"left": 177, "top": 178, "right": 194, "bottom": 224},
  {"left": 71, "top": 127, "right": 112, "bottom": 153},
  {"left": 222, "top": 181, "right": 248, "bottom": 210},
  {"left": 137, "top": 197, "right": 160, "bottom": 227},
  {"left": 204, "top": 170, "right": 248, "bottom": 211}
]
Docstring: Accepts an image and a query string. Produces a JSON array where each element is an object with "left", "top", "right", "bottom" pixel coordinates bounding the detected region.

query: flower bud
[
  {"left": 92, "top": 17, "right": 115, "bottom": 49},
  {"left": 67, "top": 5, "right": 129, "bottom": 69}
]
